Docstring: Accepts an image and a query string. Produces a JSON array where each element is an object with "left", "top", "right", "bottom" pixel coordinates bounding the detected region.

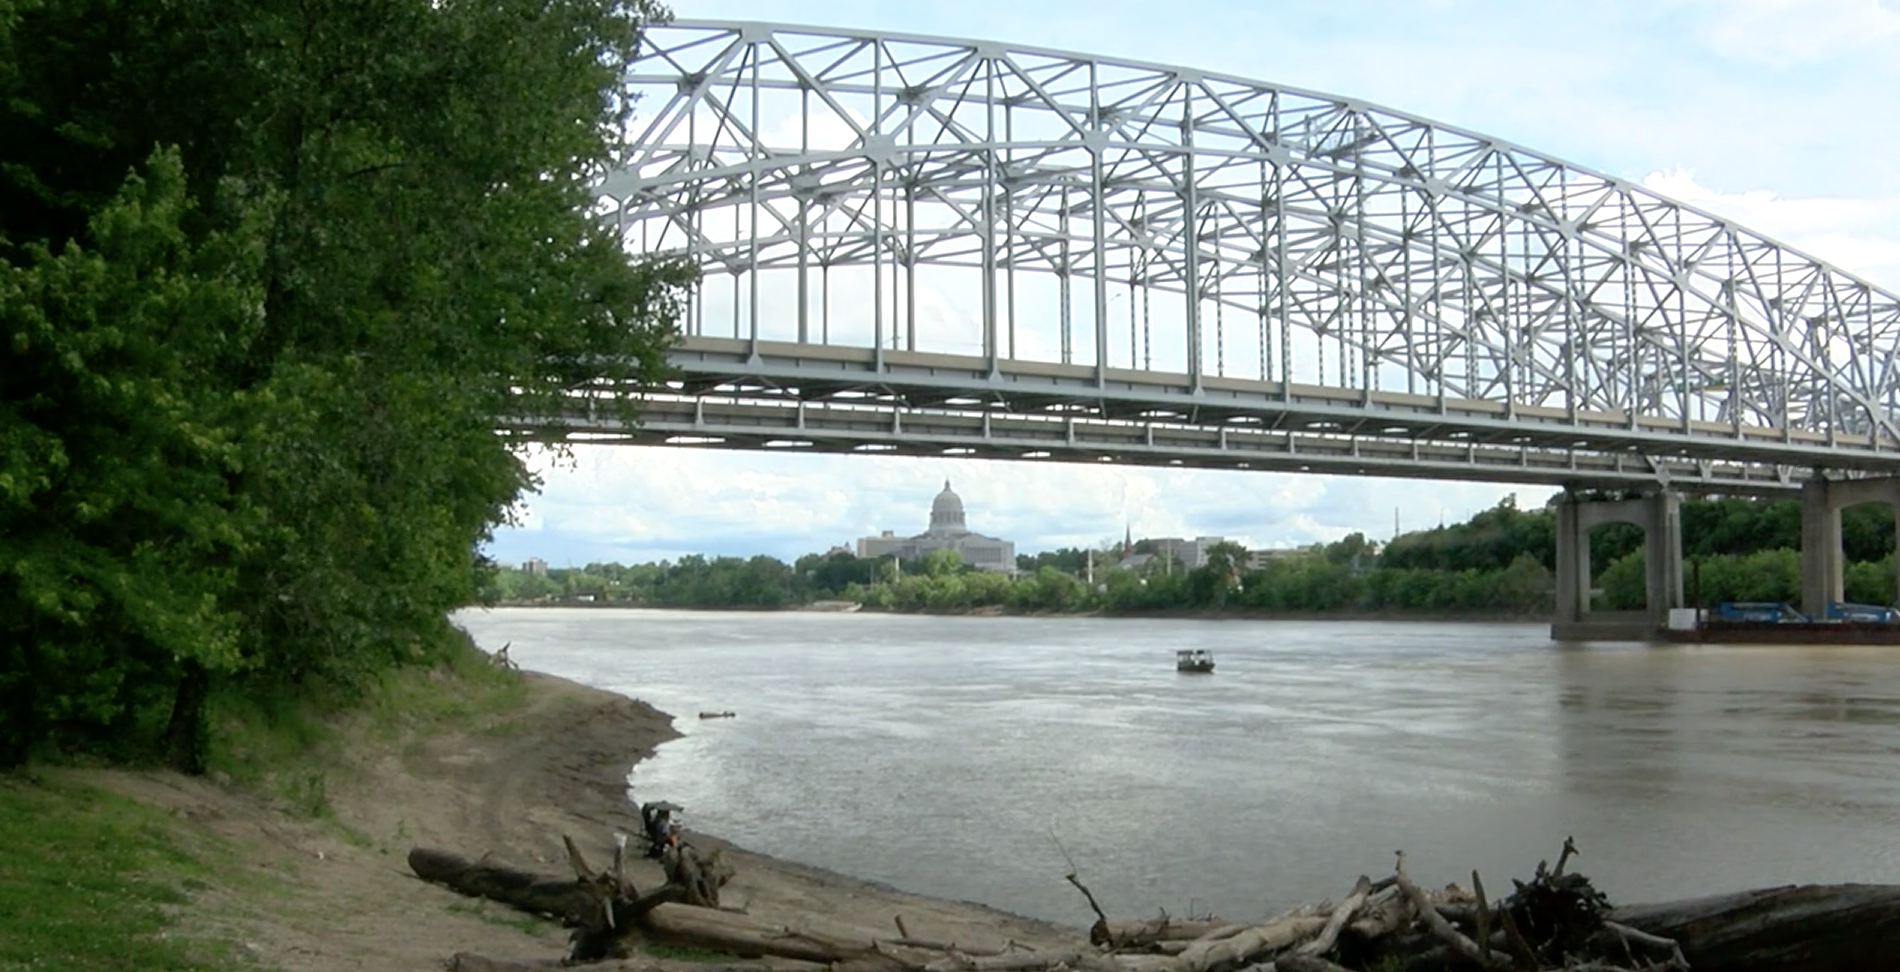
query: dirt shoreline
[{"left": 77, "top": 667, "right": 1086, "bottom": 971}]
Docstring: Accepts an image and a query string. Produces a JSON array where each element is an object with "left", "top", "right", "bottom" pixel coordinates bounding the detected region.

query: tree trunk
[
  {"left": 666, "top": 843, "right": 732, "bottom": 908},
  {"left": 1612, "top": 883, "right": 1900, "bottom": 972},
  {"left": 163, "top": 658, "right": 209, "bottom": 775},
  {"left": 407, "top": 848, "right": 596, "bottom": 920}
]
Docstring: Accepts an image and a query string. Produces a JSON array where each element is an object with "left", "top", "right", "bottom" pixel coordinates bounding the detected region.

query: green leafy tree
[
  {"left": 0, "top": 152, "right": 256, "bottom": 763},
  {"left": 919, "top": 548, "right": 966, "bottom": 578},
  {"left": 1010, "top": 566, "right": 1091, "bottom": 613},
  {"left": 1596, "top": 551, "right": 1647, "bottom": 611},
  {"left": 799, "top": 551, "right": 880, "bottom": 596},
  {"left": 1, "top": 0, "right": 692, "bottom": 767},
  {"left": 1489, "top": 553, "right": 1554, "bottom": 612},
  {"left": 1323, "top": 532, "right": 1374, "bottom": 567},
  {"left": 1189, "top": 541, "right": 1250, "bottom": 608},
  {"left": 1845, "top": 559, "right": 1896, "bottom": 606}
]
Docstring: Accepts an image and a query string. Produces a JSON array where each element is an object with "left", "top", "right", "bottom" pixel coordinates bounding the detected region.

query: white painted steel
[{"left": 585, "top": 20, "right": 1900, "bottom": 489}]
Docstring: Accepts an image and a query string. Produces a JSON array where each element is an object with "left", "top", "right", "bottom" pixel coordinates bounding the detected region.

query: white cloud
[
  {"left": 492, "top": 2, "right": 1900, "bottom": 569},
  {"left": 486, "top": 445, "right": 1548, "bottom": 566},
  {"left": 1684, "top": 0, "right": 1900, "bottom": 66},
  {"left": 1641, "top": 168, "right": 1900, "bottom": 289}
]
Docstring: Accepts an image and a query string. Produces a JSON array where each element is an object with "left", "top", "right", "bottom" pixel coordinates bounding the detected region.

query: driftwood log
[
  {"left": 407, "top": 847, "right": 595, "bottom": 919},
  {"left": 1091, "top": 918, "right": 1239, "bottom": 950},
  {"left": 444, "top": 953, "right": 762, "bottom": 972},
  {"left": 419, "top": 833, "right": 1900, "bottom": 972},
  {"left": 1075, "top": 839, "right": 1900, "bottom": 972},
  {"left": 1614, "top": 884, "right": 1900, "bottom": 972},
  {"left": 410, "top": 835, "right": 733, "bottom": 963},
  {"left": 444, "top": 954, "right": 557, "bottom": 972}
]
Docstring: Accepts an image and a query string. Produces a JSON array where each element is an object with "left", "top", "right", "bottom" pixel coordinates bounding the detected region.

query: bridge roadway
[{"left": 513, "top": 336, "right": 1900, "bottom": 495}]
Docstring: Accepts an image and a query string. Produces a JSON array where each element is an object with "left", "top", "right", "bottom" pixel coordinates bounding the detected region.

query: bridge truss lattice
[{"left": 576, "top": 20, "right": 1900, "bottom": 492}]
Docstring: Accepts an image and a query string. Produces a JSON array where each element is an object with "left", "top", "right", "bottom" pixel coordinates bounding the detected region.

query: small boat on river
[{"left": 1175, "top": 649, "right": 1215, "bottom": 674}]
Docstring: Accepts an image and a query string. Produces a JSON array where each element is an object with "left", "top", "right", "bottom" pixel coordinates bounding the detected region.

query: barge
[{"left": 1658, "top": 601, "right": 1900, "bottom": 645}]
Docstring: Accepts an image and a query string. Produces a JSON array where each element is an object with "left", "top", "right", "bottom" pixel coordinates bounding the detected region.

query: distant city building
[
  {"left": 856, "top": 481, "right": 1016, "bottom": 573},
  {"left": 523, "top": 557, "right": 549, "bottom": 577},
  {"left": 1118, "top": 536, "right": 1228, "bottom": 571},
  {"left": 1247, "top": 547, "right": 1311, "bottom": 570}
]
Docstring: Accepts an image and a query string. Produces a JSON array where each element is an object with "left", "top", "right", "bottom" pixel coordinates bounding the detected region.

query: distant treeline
[{"left": 484, "top": 495, "right": 1900, "bottom": 616}]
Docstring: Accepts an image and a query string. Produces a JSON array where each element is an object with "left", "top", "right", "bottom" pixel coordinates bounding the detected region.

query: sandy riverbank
[{"left": 73, "top": 667, "right": 1086, "bottom": 971}]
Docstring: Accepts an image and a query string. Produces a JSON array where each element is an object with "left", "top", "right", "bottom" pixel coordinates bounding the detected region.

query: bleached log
[
  {"left": 1343, "top": 886, "right": 1410, "bottom": 941},
  {"left": 1293, "top": 876, "right": 1371, "bottom": 959},
  {"left": 640, "top": 902, "right": 866, "bottom": 964},
  {"left": 923, "top": 950, "right": 1097, "bottom": 972},
  {"left": 1095, "top": 918, "right": 1238, "bottom": 949},
  {"left": 1187, "top": 924, "right": 1249, "bottom": 943},
  {"left": 1158, "top": 912, "right": 1328, "bottom": 972},
  {"left": 1597, "top": 920, "right": 1687, "bottom": 970},
  {"left": 1393, "top": 861, "right": 1506, "bottom": 970}
]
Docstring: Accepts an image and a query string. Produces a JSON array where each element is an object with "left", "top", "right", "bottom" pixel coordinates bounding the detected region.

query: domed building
[{"left": 855, "top": 480, "right": 1016, "bottom": 573}]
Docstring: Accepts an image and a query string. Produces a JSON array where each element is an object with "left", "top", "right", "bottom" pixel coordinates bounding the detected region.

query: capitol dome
[{"left": 928, "top": 480, "right": 968, "bottom": 535}]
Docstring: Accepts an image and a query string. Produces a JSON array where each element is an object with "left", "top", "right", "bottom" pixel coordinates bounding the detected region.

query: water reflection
[{"left": 1555, "top": 646, "right": 1686, "bottom": 794}]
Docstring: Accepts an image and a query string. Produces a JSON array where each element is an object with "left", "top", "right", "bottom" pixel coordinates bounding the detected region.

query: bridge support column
[
  {"left": 1799, "top": 475, "right": 1900, "bottom": 619},
  {"left": 1551, "top": 490, "right": 1682, "bottom": 641}
]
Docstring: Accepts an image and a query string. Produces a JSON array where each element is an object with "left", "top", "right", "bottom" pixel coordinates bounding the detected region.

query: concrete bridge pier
[
  {"left": 1551, "top": 490, "right": 1682, "bottom": 641},
  {"left": 1799, "top": 475, "right": 1900, "bottom": 619}
]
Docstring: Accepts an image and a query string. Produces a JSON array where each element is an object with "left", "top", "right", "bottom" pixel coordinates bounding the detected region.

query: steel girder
[{"left": 593, "top": 19, "right": 1900, "bottom": 486}]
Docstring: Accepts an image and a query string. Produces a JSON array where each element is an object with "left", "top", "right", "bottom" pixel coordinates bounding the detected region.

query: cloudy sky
[{"left": 488, "top": 0, "right": 1900, "bottom": 568}]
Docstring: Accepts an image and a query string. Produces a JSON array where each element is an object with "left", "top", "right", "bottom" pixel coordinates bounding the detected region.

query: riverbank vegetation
[
  {"left": 0, "top": 630, "right": 663, "bottom": 970},
  {"left": 1, "top": 0, "right": 690, "bottom": 770},
  {"left": 486, "top": 494, "right": 1899, "bottom": 617},
  {"left": 0, "top": 773, "right": 256, "bottom": 971}
]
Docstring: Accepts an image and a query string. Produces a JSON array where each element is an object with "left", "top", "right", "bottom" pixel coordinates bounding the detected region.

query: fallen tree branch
[
  {"left": 1344, "top": 885, "right": 1410, "bottom": 941},
  {"left": 1053, "top": 832, "right": 1116, "bottom": 947},
  {"left": 1493, "top": 907, "right": 1539, "bottom": 971},
  {"left": 1553, "top": 837, "right": 1578, "bottom": 878},
  {"left": 1393, "top": 853, "right": 1505, "bottom": 971},
  {"left": 1598, "top": 920, "right": 1687, "bottom": 971},
  {"left": 1159, "top": 908, "right": 1328, "bottom": 972},
  {"left": 1293, "top": 876, "right": 1371, "bottom": 958}
]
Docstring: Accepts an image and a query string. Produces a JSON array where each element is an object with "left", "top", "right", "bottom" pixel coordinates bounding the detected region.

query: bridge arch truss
[{"left": 579, "top": 20, "right": 1900, "bottom": 492}]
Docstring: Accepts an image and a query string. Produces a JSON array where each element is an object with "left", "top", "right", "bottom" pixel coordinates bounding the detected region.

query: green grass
[
  {"left": 641, "top": 942, "right": 737, "bottom": 963},
  {"left": 359, "top": 634, "right": 530, "bottom": 741},
  {"left": 443, "top": 899, "right": 556, "bottom": 938},
  {"left": 0, "top": 773, "right": 256, "bottom": 972},
  {"left": 0, "top": 633, "right": 533, "bottom": 972},
  {"left": 202, "top": 630, "right": 528, "bottom": 821}
]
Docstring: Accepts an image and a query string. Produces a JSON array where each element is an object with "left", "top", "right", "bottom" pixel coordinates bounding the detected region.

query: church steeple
[{"left": 1122, "top": 524, "right": 1133, "bottom": 558}]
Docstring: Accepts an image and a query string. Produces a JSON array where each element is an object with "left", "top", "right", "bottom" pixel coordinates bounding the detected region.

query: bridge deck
[{"left": 514, "top": 337, "right": 1900, "bottom": 494}]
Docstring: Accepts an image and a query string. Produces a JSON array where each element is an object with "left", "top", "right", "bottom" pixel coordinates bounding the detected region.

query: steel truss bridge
[{"left": 543, "top": 19, "right": 1900, "bottom": 494}]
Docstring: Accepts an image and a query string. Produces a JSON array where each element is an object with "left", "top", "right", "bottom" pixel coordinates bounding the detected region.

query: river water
[{"left": 452, "top": 608, "right": 1900, "bottom": 927}]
